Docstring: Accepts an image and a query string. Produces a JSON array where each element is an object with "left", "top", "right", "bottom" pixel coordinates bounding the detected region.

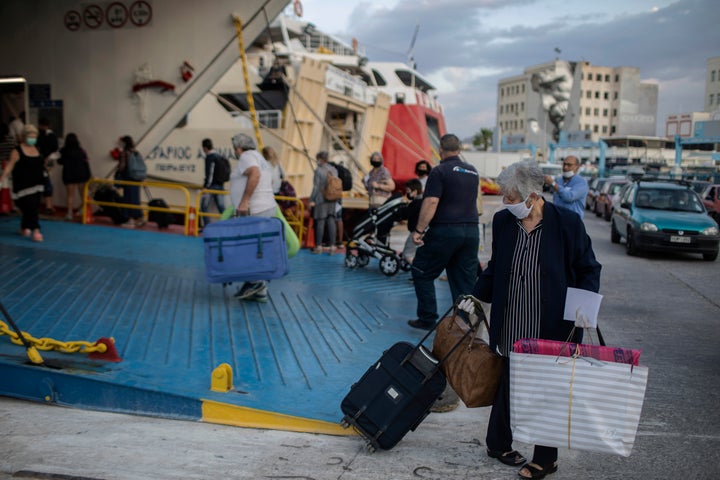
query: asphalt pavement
[{"left": 2, "top": 196, "right": 719, "bottom": 480}]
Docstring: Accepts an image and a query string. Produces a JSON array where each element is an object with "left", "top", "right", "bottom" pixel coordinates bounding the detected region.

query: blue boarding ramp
[{"left": 0, "top": 217, "right": 451, "bottom": 434}]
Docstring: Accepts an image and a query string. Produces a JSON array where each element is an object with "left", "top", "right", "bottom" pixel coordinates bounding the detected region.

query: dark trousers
[
  {"left": 122, "top": 184, "right": 142, "bottom": 220},
  {"left": 15, "top": 193, "right": 41, "bottom": 230},
  {"left": 487, "top": 356, "right": 558, "bottom": 466},
  {"left": 411, "top": 224, "right": 479, "bottom": 324}
]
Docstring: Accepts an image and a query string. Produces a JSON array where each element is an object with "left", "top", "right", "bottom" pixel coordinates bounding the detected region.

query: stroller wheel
[
  {"left": 379, "top": 255, "right": 399, "bottom": 276},
  {"left": 400, "top": 258, "right": 412, "bottom": 272},
  {"left": 357, "top": 253, "right": 370, "bottom": 267},
  {"left": 344, "top": 252, "right": 358, "bottom": 268}
]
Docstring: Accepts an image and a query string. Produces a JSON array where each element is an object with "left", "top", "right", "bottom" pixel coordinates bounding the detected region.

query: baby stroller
[{"left": 344, "top": 195, "right": 412, "bottom": 276}]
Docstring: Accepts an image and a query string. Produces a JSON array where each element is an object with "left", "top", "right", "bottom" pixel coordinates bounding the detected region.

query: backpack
[
  {"left": 330, "top": 162, "right": 353, "bottom": 191},
  {"left": 213, "top": 155, "right": 231, "bottom": 184},
  {"left": 323, "top": 168, "right": 343, "bottom": 201},
  {"left": 126, "top": 151, "right": 147, "bottom": 181}
]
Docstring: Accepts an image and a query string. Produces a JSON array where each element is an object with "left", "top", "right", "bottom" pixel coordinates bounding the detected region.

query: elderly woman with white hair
[
  {"left": 229, "top": 132, "right": 276, "bottom": 303},
  {"left": 472, "top": 161, "right": 601, "bottom": 479},
  {"left": 0, "top": 124, "right": 46, "bottom": 242}
]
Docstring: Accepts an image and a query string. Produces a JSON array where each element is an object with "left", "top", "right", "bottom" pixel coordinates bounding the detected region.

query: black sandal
[
  {"left": 518, "top": 462, "right": 558, "bottom": 479},
  {"left": 487, "top": 449, "right": 526, "bottom": 466}
]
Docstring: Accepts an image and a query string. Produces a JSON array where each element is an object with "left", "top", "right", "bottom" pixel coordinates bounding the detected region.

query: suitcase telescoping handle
[{"left": 403, "top": 295, "right": 486, "bottom": 382}]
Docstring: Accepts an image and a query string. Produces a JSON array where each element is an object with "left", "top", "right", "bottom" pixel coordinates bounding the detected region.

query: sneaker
[
  {"left": 235, "top": 282, "right": 265, "bottom": 299},
  {"left": 329, "top": 246, "right": 337, "bottom": 256},
  {"left": 249, "top": 288, "right": 268, "bottom": 303},
  {"left": 135, "top": 218, "right": 146, "bottom": 228},
  {"left": 121, "top": 219, "right": 136, "bottom": 228},
  {"left": 31, "top": 231, "right": 44, "bottom": 242},
  {"left": 407, "top": 319, "right": 435, "bottom": 331},
  {"left": 311, "top": 246, "right": 323, "bottom": 254},
  {"left": 19, "top": 228, "right": 31, "bottom": 237}
]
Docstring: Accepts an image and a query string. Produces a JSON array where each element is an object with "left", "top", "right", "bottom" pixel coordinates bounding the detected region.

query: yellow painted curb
[{"left": 201, "top": 399, "right": 356, "bottom": 436}]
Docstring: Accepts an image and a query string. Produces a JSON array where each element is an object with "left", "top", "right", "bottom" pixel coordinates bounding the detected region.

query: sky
[{"left": 284, "top": 0, "right": 719, "bottom": 140}]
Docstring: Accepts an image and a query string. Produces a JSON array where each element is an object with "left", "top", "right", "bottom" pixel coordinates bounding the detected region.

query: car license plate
[{"left": 670, "top": 235, "right": 691, "bottom": 243}]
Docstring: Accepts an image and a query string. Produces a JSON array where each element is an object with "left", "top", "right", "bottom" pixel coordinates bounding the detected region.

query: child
[{"left": 400, "top": 178, "right": 423, "bottom": 264}]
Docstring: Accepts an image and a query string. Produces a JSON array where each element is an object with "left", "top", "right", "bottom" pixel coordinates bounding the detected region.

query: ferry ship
[{"left": 0, "top": 1, "right": 454, "bottom": 436}]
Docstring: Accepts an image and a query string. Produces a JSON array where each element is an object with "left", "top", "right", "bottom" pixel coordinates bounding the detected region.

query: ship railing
[{"left": 82, "top": 178, "right": 194, "bottom": 235}]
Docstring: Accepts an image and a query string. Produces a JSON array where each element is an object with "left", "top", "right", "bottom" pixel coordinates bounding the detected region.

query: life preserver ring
[{"left": 293, "top": 0, "right": 303, "bottom": 17}]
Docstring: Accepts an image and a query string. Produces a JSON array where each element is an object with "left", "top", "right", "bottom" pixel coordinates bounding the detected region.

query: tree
[{"left": 472, "top": 128, "right": 493, "bottom": 151}]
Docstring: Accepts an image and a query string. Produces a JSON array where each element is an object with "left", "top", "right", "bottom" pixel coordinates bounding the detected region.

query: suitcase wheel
[
  {"left": 340, "top": 418, "right": 350, "bottom": 429},
  {"left": 366, "top": 443, "right": 376, "bottom": 453}
]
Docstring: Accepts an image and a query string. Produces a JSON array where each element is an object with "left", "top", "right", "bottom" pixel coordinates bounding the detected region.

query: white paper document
[{"left": 563, "top": 287, "right": 603, "bottom": 328}]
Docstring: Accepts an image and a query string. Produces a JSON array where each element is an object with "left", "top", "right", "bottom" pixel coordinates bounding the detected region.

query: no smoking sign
[{"left": 65, "top": 1, "right": 153, "bottom": 31}]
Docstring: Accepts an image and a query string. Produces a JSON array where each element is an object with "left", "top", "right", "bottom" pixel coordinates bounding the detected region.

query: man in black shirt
[
  {"left": 200, "top": 138, "right": 227, "bottom": 229},
  {"left": 409, "top": 133, "right": 479, "bottom": 330}
]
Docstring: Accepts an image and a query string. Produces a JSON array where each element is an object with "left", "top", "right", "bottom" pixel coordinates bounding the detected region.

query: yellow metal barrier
[
  {"left": 82, "top": 179, "right": 194, "bottom": 235},
  {"left": 194, "top": 189, "right": 305, "bottom": 245}
]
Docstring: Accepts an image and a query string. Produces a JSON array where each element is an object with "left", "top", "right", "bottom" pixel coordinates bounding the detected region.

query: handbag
[{"left": 431, "top": 301, "right": 502, "bottom": 407}]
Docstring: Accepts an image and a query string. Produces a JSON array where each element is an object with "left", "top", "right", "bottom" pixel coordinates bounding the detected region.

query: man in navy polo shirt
[{"left": 409, "top": 133, "right": 480, "bottom": 330}]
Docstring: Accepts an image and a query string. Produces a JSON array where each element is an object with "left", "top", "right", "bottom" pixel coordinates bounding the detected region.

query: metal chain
[{"left": 0, "top": 320, "right": 107, "bottom": 354}]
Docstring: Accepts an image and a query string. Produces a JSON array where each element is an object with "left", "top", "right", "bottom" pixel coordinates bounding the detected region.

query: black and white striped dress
[{"left": 499, "top": 220, "right": 543, "bottom": 356}]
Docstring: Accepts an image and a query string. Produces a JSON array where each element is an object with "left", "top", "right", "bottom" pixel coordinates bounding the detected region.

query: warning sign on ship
[
  {"left": 82, "top": 4, "right": 104, "bottom": 29},
  {"left": 64, "top": 10, "right": 82, "bottom": 31},
  {"left": 106, "top": 2, "right": 129, "bottom": 28},
  {"left": 129, "top": 0, "right": 152, "bottom": 27}
]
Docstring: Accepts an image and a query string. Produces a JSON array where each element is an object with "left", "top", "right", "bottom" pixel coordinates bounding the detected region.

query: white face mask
[
  {"left": 505, "top": 197, "right": 533, "bottom": 219},
  {"left": 562, "top": 170, "right": 575, "bottom": 179}
]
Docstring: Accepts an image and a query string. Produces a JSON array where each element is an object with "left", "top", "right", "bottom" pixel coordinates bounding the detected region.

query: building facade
[
  {"left": 497, "top": 60, "right": 658, "bottom": 148},
  {"left": 705, "top": 56, "right": 720, "bottom": 113}
]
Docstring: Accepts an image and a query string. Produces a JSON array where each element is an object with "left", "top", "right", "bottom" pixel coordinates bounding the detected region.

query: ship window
[
  {"left": 371, "top": 69, "right": 387, "bottom": 86},
  {"left": 395, "top": 70, "right": 435, "bottom": 93}
]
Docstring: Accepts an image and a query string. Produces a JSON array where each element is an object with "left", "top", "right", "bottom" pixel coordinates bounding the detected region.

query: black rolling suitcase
[
  {"left": 340, "top": 302, "right": 474, "bottom": 451},
  {"left": 144, "top": 187, "right": 174, "bottom": 229}
]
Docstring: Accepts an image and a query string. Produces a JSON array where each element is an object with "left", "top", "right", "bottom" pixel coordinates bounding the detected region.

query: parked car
[
  {"left": 586, "top": 178, "right": 608, "bottom": 212},
  {"left": 610, "top": 180, "right": 719, "bottom": 261},
  {"left": 594, "top": 179, "right": 629, "bottom": 220},
  {"left": 701, "top": 184, "right": 720, "bottom": 222}
]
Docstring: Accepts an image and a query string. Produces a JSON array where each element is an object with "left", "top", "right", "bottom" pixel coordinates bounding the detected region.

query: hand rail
[{"left": 82, "top": 178, "right": 194, "bottom": 235}]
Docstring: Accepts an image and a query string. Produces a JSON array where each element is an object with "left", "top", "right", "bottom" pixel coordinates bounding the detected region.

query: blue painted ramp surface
[{"left": 0, "top": 217, "right": 453, "bottom": 428}]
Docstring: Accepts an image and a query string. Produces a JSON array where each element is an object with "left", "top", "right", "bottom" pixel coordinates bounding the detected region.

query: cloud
[{"left": 330, "top": 0, "right": 719, "bottom": 137}]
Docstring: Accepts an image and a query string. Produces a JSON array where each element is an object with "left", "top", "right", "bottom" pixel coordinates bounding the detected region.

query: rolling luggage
[
  {"left": 144, "top": 187, "right": 174, "bottom": 228},
  {"left": 203, "top": 216, "right": 289, "bottom": 284},
  {"left": 340, "top": 341, "right": 446, "bottom": 451},
  {"left": 340, "top": 301, "right": 476, "bottom": 451},
  {"left": 148, "top": 198, "right": 173, "bottom": 228}
]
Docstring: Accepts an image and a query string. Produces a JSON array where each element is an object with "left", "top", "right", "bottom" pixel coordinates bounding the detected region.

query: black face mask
[
  {"left": 416, "top": 170, "right": 428, "bottom": 176},
  {"left": 371, "top": 160, "right": 382, "bottom": 168}
]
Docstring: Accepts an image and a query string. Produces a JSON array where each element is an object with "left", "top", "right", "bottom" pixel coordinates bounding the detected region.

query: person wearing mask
[
  {"left": 58, "top": 133, "right": 91, "bottom": 220},
  {"left": 308, "top": 151, "right": 338, "bottom": 255},
  {"left": 408, "top": 134, "right": 479, "bottom": 330},
  {"left": 200, "top": 138, "right": 227, "bottom": 229},
  {"left": 544, "top": 155, "right": 588, "bottom": 218},
  {"left": 114, "top": 135, "right": 146, "bottom": 228},
  {"left": 0, "top": 124, "right": 46, "bottom": 242},
  {"left": 472, "top": 160, "right": 601, "bottom": 479},
  {"left": 414, "top": 159, "right": 432, "bottom": 192},
  {"left": 363, "top": 151, "right": 394, "bottom": 209},
  {"left": 229, "top": 133, "right": 277, "bottom": 303}
]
